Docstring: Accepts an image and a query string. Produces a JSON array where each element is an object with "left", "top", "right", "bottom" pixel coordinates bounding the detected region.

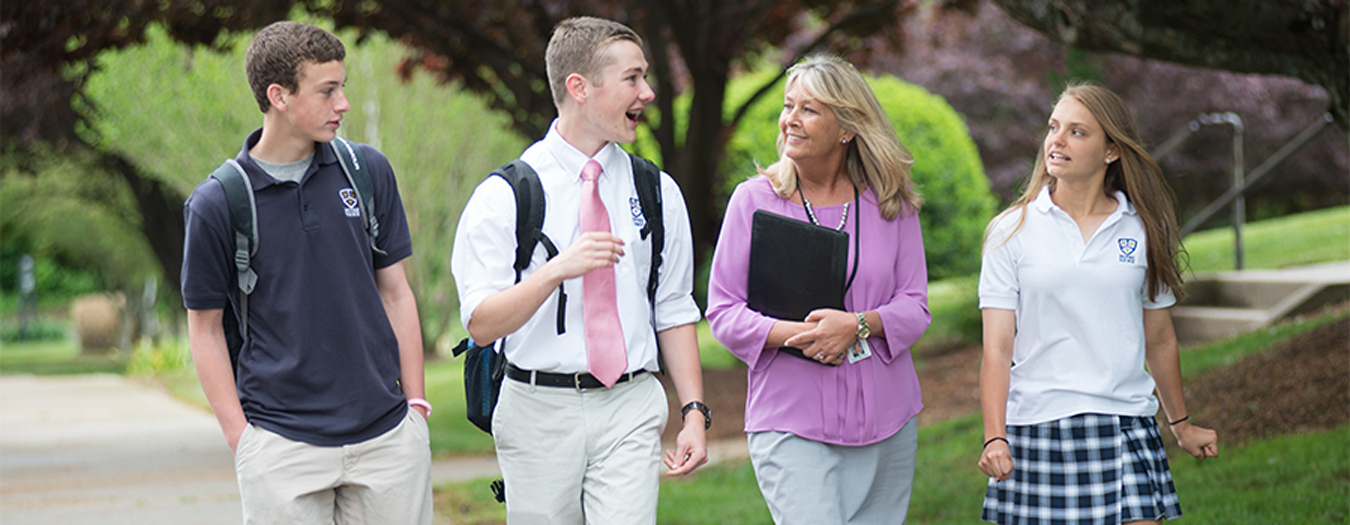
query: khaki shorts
[{"left": 234, "top": 408, "right": 432, "bottom": 525}]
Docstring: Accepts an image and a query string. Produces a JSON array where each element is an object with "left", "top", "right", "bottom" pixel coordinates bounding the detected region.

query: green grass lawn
[
  {"left": 0, "top": 338, "right": 125, "bottom": 375},
  {"left": 1183, "top": 205, "right": 1350, "bottom": 275}
]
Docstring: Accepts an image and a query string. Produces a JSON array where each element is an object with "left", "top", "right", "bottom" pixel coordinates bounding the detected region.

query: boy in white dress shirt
[{"left": 451, "top": 16, "right": 709, "bottom": 524}]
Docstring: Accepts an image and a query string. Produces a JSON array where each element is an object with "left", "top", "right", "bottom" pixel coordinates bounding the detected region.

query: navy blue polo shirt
[{"left": 182, "top": 128, "right": 413, "bottom": 446}]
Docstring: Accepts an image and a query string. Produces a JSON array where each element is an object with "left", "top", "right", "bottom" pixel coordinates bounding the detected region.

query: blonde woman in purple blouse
[{"left": 706, "top": 55, "right": 930, "bottom": 524}]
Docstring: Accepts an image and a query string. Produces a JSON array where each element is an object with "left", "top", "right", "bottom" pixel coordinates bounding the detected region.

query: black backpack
[
  {"left": 452, "top": 153, "right": 666, "bottom": 435},
  {"left": 209, "top": 137, "right": 380, "bottom": 373}
]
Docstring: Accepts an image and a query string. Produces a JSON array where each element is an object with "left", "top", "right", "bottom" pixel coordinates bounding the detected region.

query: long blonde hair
[
  {"left": 990, "top": 81, "right": 1186, "bottom": 301},
  {"left": 761, "top": 55, "right": 921, "bottom": 220}
]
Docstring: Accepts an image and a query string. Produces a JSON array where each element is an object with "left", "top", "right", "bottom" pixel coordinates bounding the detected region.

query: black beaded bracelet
[
  {"left": 983, "top": 436, "right": 1009, "bottom": 449},
  {"left": 1168, "top": 415, "right": 1189, "bottom": 426}
]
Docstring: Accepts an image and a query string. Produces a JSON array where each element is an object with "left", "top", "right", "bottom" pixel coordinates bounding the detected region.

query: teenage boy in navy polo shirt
[
  {"left": 451, "top": 16, "right": 709, "bottom": 524},
  {"left": 181, "top": 21, "right": 431, "bottom": 524}
]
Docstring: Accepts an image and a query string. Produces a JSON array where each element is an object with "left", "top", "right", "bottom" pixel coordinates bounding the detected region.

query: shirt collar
[
  {"left": 1031, "top": 185, "right": 1136, "bottom": 216},
  {"left": 541, "top": 120, "right": 625, "bottom": 182},
  {"left": 236, "top": 128, "right": 333, "bottom": 189}
]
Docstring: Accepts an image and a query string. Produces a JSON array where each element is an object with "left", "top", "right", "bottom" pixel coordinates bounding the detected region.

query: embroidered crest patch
[
  {"left": 1117, "top": 237, "right": 1138, "bottom": 263},
  {"left": 339, "top": 189, "right": 361, "bottom": 217},
  {"left": 629, "top": 197, "right": 647, "bottom": 229}
]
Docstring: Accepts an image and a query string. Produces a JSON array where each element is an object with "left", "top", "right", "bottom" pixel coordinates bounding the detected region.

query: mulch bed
[{"left": 1184, "top": 315, "right": 1349, "bottom": 446}]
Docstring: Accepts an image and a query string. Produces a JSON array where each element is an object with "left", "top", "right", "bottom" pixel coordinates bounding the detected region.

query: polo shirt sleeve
[
  {"left": 1142, "top": 282, "right": 1177, "bottom": 309},
  {"left": 652, "top": 171, "right": 702, "bottom": 331},
  {"left": 451, "top": 175, "right": 519, "bottom": 331},
  {"left": 363, "top": 146, "right": 413, "bottom": 268},
  {"left": 978, "top": 212, "right": 1021, "bottom": 311},
  {"left": 181, "top": 179, "right": 234, "bottom": 311}
]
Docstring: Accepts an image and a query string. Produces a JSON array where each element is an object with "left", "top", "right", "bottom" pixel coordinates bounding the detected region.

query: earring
[
  {"left": 1105, "top": 157, "right": 1113, "bottom": 164},
  {"left": 841, "top": 138, "right": 849, "bottom": 144}
]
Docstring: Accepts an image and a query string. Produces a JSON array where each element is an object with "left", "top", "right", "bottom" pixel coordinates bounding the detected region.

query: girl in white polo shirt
[{"left": 976, "top": 82, "right": 1219, "bottom": 525}]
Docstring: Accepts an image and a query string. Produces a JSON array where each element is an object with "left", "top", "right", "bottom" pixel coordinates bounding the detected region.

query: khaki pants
[
  {"left": 234, "top": 408, "right": 433, "bottom": 525},
  {"left": 493, "top": 373, "right": 667, "bottom": 525}
]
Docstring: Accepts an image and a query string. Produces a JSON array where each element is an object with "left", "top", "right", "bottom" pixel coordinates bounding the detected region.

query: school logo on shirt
[
  {"left": 1117, "top": 238, "right": 1138, "bottom": 264},
  {"left": 630, "top": 197, "right": 647, "bottom": 229},
  {"left": 339, "top": 189, "right": 361, "bottom": 218}
]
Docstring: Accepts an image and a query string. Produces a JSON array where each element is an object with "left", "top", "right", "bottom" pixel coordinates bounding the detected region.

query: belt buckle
[{"left": 573, "top": 372, "right": 585, "bottom": 391}]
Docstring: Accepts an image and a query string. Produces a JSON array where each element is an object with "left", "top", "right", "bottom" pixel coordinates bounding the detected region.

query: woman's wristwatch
[
  {"left": 681, "top": 401, "right": 712, "bottom": 430},
  {"left": 855, "top": 311, "right": 871, "bottom": 340}
]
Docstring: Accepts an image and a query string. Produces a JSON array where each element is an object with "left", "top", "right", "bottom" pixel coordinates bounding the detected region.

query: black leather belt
[{"left": 505, "top": 363, "right": 647, "bottom": 389}]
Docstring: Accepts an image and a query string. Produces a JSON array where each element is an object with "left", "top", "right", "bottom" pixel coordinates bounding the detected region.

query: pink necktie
[{"left": 579, "top": 160, "right": 627, "bottom": 387}]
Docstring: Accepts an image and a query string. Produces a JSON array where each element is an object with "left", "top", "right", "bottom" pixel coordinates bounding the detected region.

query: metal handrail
[{"left": 1153, "top": 112, "right": 1335, "bottom": 269}]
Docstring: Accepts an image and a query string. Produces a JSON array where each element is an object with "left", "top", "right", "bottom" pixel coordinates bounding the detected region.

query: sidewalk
[{"left": 0, "top": 374, "right": 748, "bottom": 524}]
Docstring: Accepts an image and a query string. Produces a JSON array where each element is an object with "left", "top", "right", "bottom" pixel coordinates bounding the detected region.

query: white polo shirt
[
  {"left": 450, "top": 122, "right": 701, "bottom": 374},
  {"left": 979, "top": 187, "right": 1175, "bottom": 426}
]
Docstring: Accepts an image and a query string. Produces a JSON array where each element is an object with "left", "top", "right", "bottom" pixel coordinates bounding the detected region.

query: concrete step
[{"left": 1172, "top": 261, "right": 1350, "bottom": 345}]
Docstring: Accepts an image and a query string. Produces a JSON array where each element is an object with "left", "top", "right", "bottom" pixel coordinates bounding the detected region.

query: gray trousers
[{"left": 748, "top": 417, "right": 918, "bottom": 525}]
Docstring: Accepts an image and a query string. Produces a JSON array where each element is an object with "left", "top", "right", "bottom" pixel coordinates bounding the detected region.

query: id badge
[{"left": 848, "top": 339, "right": 873, "bottom": 363}]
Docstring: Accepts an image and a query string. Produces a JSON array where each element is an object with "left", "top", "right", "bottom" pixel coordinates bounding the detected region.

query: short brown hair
[
  {"left": 545, "top": 17, "right": 643, "bottom": 107},
  {"left": 245, "top": 21, "right": 346, "bottom": 113}
]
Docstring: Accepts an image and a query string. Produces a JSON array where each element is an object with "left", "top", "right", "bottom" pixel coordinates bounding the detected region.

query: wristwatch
[
  {"left": 855, "top": 311, "right": 871, "bottom": 340},
  {"left": 681, "top": 401, "right": 712, "bottom": 430}
]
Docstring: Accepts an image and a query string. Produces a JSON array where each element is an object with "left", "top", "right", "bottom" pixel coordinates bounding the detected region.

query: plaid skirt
[{"left": 982, "top": 413, "right": 1182, "bottom": 524}]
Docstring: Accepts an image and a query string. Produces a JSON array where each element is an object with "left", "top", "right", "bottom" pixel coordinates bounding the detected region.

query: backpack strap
[
  {"left": 628, "top": 153, "right": 666, "bottom": 372},
  {"left": 628, "top": 153, "right": 664, "bottom": 308},
  {"left": 331, "top": 137, "right": 387, "bottom": 256},
  {"left": 491, "top": 160, "right": 567, "bottom": 335},
  {"left": 209, "top": 158, "right": 257, "bottom": 348}
]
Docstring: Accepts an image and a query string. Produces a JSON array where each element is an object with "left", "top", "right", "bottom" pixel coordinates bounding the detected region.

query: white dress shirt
[
  {"left": 978, "top": 187, "right": 1176, "bottom": 425},
  {"left": 452, "top": 121, "right": 701, "bottom": 373}
]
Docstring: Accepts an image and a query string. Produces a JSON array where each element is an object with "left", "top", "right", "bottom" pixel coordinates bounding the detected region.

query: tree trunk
[
  {"left": 101, "top": 152, "right": 185, "bottom": 296},
  {"left": 669, "top": 72, "right": 731, "bottom": 258}
]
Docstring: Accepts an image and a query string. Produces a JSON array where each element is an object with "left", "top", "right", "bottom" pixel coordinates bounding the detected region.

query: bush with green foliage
[{"left": 666, "top": 66, "right": 997, "bottom": 280}]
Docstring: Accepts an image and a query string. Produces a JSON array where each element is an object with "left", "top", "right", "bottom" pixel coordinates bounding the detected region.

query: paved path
[{"left": 0, "top": 374, "right": 748, "bottom": 524}]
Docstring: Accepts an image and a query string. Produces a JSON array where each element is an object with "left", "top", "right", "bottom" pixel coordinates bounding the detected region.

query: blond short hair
[{"left": 545, "top": 17, "right": 643, "bottom": 107}]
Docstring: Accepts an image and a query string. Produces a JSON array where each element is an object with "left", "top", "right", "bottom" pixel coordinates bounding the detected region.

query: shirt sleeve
[
  {"left": 450, "top": 176, "right": 520, "bottom": 332},
  {"left": 652, "top": 172, "right": 702, "bottom": 331},
  {"left": 364, "top": 145, "right": 413, "bottom": 269},
  {"left": 180, "top": 180, "right": 234, "bottom": 311},
  {"left": 871, "top": 207, "right": 931, "bottom": 363},
  {"left": 979, "top": 212, "right": 1021, "bottom": 311},
  {"left": 705, "top": 181, "right": 781, "bottom": 370}
]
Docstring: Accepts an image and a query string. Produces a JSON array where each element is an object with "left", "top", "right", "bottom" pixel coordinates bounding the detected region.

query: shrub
[
  {"left": 0, "top": 318, "right": 69, "bottom": 343},
  {"left": 718, "top": 67, "right": 997, "bottom": 279}
]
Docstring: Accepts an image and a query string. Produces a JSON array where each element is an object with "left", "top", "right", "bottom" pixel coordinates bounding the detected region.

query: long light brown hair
[
  {"left": 990, "top": 81, "right": 1186, "bottom": 301},
  {"left": 761, "top": 55, "right": 921, "bottom": 220}
]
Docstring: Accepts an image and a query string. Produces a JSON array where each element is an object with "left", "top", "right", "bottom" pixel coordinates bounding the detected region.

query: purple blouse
[{"left": 707, "top": 177, "right": 930, "bottom": 446}]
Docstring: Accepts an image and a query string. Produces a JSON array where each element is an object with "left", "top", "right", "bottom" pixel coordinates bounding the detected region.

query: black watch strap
[{"left": 681, "top": 401, "right": 712, "bottom": 430}]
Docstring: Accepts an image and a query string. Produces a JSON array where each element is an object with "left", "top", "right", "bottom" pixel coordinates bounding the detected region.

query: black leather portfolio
[{"left": 746, "top": 210, "right": 849, "bottom": 365}]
